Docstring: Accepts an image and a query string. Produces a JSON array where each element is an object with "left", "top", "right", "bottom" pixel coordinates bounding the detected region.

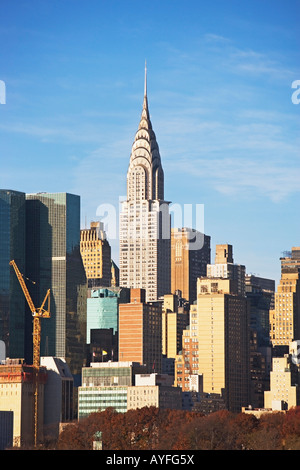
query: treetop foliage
[{"left": 56, "top": 406, "right": 300, "bottom": 451}]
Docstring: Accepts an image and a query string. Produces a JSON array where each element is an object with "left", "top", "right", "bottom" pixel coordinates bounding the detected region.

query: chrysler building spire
[
  {"left": 119, "top": 65, "right": 171, "bottom": 302},
  {"left": 127, "top": 64, "right": 164, "bottom": 202}
]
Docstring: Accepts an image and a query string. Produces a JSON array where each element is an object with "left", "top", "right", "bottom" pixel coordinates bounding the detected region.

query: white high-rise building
[{"left": 119, "top": 65, "right": 170, "bottom": 302}]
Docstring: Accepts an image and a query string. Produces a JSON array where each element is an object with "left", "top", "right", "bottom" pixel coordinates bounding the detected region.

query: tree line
[{"left": 55, "top": 406, "right": 300, "bottom": 450}]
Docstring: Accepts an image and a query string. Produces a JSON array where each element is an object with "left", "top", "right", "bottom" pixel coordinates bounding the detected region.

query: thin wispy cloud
[
  {"left": 203, "top": 33, "right": 231, "bottom": 44},
  {"left": 154, "top": 103, "right": 300, "bottom": 203},
  {"left": 143, "top": 34, "right": 300, "bottom": 206},
  {"left": 159, "top": 31, "right": 298, "bottom": 86},
  {"left": 0, "top": 120, "right": 124, "bottom": 145},
  {"left": 171, "top": 156, "right": 300, "bottom": 202},
  {"left": 228, "top": 48, "right": 295, "bottom": 79}
]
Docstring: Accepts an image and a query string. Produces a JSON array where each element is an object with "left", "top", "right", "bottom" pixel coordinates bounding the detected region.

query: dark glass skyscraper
[
  {"left": 25, "top": 193, "right": 87, "bottom": 377},
  {"left": 0, "top": 190, "right": 26, "bottom": 358}
]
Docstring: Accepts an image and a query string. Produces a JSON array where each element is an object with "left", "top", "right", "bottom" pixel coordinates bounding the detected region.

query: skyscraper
[
  {"left": 80, "top": 221, "right": 111, "bottom": 288},
  {"left": 196, "top": 275, "right": 250, "bottom": 413},
  {"left": 264, "top": 342, "right": 300, "bottom": 411},
  {"left": 207, "top": 244, "right": 246, "bottom": 296},
  {"left": 270, "top": 247, "right": 300, "bottom": 353},
  {"left": 179, "top": 244, "right": 250, "bottom": 412},
  {"left": 118, "top": 288, "right": 162, "bottom": 373},
  {"left": 119, "top": 65, "right": 171, "bottom": 302},
  {"left": 162, "top": 293, "right": 189, "bottom": 361},
  {"left": 245, "top": 274, "right": 275, "bottom": 408},
  {"left": 171, "top": 228, "right": 211, "bottom": 303},
  {"left": 0, "top": 190, "right": 26, "bottom": 359},
  {"left": 25, "top": 193, "right": 87, "bottom": 377}
]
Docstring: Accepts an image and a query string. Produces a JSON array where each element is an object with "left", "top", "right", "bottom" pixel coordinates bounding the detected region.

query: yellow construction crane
[{"left": 10, "top": 259, "right": 51, "bottom": 447}]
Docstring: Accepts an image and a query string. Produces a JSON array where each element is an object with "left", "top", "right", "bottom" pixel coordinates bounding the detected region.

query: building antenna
[{"left": 144, "top": 60, "right": 147, "bottom": 98}]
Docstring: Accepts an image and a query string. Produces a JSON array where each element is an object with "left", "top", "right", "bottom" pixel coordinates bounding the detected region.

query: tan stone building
[
  {"left": 111, "top": 260, "right": 119, "bottom": 287},
  {"left": 162, "top": 293, "right": 189, "bottom": 361},
  {"left": 264, "top": 342, "right": 300, "bottom": 410},
  {"left": 176, "top": 245, "right": 250, "bottom": 413},
  {"left": 0, "top": 359, "right": 47, "bottom": 447},
  {"left": 207, "top": 244, "right": 246, "bottom": 296},
  {"left": 175, "top": 324, "right": 200, "bottom": 392},
  {"left": 162, "top": 295, "right": 178, "bottom": 360},
  {"left": 269, "top": 247, "right": 300, "bottom": 350},
  {"left": 171, "top": 228, "right": 210, "bottom": 303},
  {"left": 80, "top": 221, "right": 111, "bottom": 288},
  {"left": 127, "top": 373, "right": 181, "bottom": 411},
  {"left": 196, "top": 276, "right": 250, "bottom": 410}
]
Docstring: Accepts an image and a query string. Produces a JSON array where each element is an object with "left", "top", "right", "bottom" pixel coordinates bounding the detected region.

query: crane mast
[{"left": 9, "top": 260, "right": 50, "bottom": 447}]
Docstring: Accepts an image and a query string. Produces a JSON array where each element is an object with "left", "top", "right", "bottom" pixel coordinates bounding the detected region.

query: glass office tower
[
  {"left": 26, "top": 193, "right": 87, "bottom": 377},
  {"left": 0, "top": 190, "right": 26, "bottom": 359}
]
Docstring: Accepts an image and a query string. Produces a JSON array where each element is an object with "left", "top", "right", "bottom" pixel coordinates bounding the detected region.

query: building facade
[
  {"left": 176, "top": 246, "right": 250, "bottom": 413},
  {"left": 80, "top": 221, "right": 112, "bottom": 288},
  {"left": 0, "top": 190, "right": 26, "bottom": 359},
  {"left": 264, "top": 342, "right": 300, "bottom": 411},
  {"left": 0, "top": 411, "right": 13, "bottom": 450},
  {"left": 207, "top": 244, "right": 246, "bottom": 296},
  {"left": 78, "top": 361, "right": 146, "bottom": 419},
  {"left": 40, "top": 356, "right": 74, "bottom": 440},
  {"left": 25, "top": 193, "right": 87, "bottom": 377},
  {"left": 162, "top": 293, "right": 189, "bottom": 361},
  {"left": 111, "top": 260, "right": 119, "bottom": 287},
  {"left": 86, "top": 286, "right": 130, "bottom": 363},
  {"left": 196, "top": 276, "right": 250, "bottom": 412},
  {"left": 171, "top": 228, "right": 211, "bottom": 304},
  {"left": 127, "top": 373, "right": 182, "bottom": 411},
  {"left": 175, "top": 325, "right": 200, "bottom": 392},
  {"left": 245, "top": 274, "right": 275, "bottom": 343},
  {"left": 86, "top": 287, "right": 130, "bottom": 343},
  {"left": 119, "top": 288, "right": 162, "bottom": 373},
  {"left": 119, "top": 66, "right": 171, "bottom": 302},
  {"left": 270, "top": 247, "right": 300, "bottom": 352},
  {"left": 0, "top": 359, "right": 47, "bottom": 447},
  {"left": 246, "top": 274, "right": 275, "bottom": 408}
]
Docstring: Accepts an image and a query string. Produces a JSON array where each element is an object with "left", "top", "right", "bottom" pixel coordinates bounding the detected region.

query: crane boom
[
  {"left": 9, "top": 260, "right": 36, "bottom": 313},
  {"left": 9, "top": 260, "right": 50, "bottom": 321},
  {"left": 9, "top": 259, "right": 51, "bottom": 446}
]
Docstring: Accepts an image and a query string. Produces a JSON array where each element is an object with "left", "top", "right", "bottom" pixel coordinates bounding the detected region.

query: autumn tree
[
  {"left": 245, "top": 412, "right": 285, "bottom": 450},
  {"left": 155, "top": 409, "right": 203, "bottom": 450},
  {"left": 57, "top": 408, "right": 126, "bottom": 450},
  {"left": 227, "top": 412, "right": 259, "bottom": 450},
  {"left": 281, "top": 407, "right": 300, "bottom": 449},
  {"left": 56, "top": 406, "right": 300, "bottom": 451},
  {"left": 184, "top": 410, "right": 237, "bottom": 450}
]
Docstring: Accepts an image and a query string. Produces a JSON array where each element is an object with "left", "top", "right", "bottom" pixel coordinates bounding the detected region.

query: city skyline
[{"left": 1, "top": 0, "right": 299, "bottom": 286}]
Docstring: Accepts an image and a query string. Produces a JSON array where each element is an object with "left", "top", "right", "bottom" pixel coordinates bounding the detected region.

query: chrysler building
[{"left": 119, "top": 65, "right": 171, "bottom": 301}]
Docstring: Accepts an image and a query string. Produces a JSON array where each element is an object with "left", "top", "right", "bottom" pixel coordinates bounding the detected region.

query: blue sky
[{"left": 1, "top": 0, "right": 299, "bottom": 285}]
